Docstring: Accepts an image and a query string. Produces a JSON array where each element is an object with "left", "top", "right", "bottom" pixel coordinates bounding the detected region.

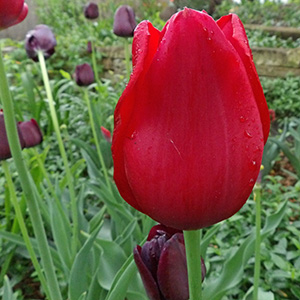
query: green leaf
[
  {"left": 3, "top": 276, "right": 16, "bottom": 300},
  {"left": 203, "top": 200, "right": 288, "bottom": 300},
  {"left": 59, "top": 69, "right": 72, "bottom": 80},
  {"left": 69, "top": 222, "right": 103, "bottom": 300}
]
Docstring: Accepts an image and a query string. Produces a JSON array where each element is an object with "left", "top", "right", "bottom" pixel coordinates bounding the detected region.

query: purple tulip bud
[
  {"left": 18, "top": 119, "right": 43, "bottom": 148},
  {"left": 0, "top": 110, "right": 25, "bottom": 161},
  {"left": 134, "top": 224, "right": 206, "bottom": 300},
  {"left": 84, "top": 2, "right": 99, "bottom": 20},
  {"left": 25, "top": 24, "right": 57, "bottom": 61},
  {"left": 87, "top": 41, "right": 92, "bottom": 53},
  {"left": 113, "top": 5, "right": 137, "bottom": 38},
  {"left": 74, "top": 63, "right": 95, "bottom": 87}
]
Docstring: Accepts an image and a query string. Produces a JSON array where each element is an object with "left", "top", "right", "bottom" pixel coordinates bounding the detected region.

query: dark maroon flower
[
  {"left": 18, "top": 119, "right": 43, "bottom": 148},
  {"left": 25, "top": 24, "right": 57, "bottom": 62},
  {"left": 0, "top": 110, "right": 25, "bottom": 160},
  {"left": 74, "top": 63, "right": 94, "bottom": 86},
  {"left": 113, "top": 5, "right": 137, "bottom": 37},
  {"left": 134, "top": 224, "right": 206, "bottom": 300},
  {"left": 87, "top": 41, "right": 92, "bottom": 53},
  {"left": 84, "top": 2, "right": 99, "bottom": 20}
]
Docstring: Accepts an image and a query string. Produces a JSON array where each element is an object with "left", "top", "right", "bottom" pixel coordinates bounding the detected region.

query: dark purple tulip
[
  {"left": 84, "top": 2, "right": 99, "bottom": 20},
  {"left": 25, "top": 24, "right": 57, "bottom": 62},
  {"left": 0, "top": 110, "right": 25, "bottom": 160},
  {"left": 18, "top": 119, "right": 43, "bottom": 148},
  {"left": 74, "top": 63, "right": 95, "bottom": 87},
  {"left": 134, "top": 224, "right": 206, "bottom": 300},
  {"left": 113, "top": 5, "right": 137, "bottom": 38},
  {"left": 87, "top": 41, "right": 92, "bottom": 53}
]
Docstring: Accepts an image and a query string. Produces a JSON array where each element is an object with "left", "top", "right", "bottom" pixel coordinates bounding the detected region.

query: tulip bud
[
  {"left": 87, "top": 41, "right": 92, "bottom": 54},
  {"left": 18, "top": 119, "right": 43, "bottom": 148},
  {"left": 84, "top": 2, "right": 99, "bottom": 20},
  {"left": 134, "top": 224, "right": 206, "bottom": 300},
  {"left": 25, "top": 25, "right": 57, "bottom": 62},
  {"left": 113, "top": 5, "right": 137, "bottom": 38},
  {"left": 0, "top": 111, "right": 25, "bottom": 160},
  {"left": 0, "top": 0, "right": 28, "bottom": 30},
  {"left": 101, "top": 126, "right": 112, "bottom": 143},
  {"left": 74, "top": 63, "right": 94, "bottom": 86}
]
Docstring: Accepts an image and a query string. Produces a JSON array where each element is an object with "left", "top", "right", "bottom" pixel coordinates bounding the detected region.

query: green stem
[
  {"left": 0, "top": 45, "right": 62, "bottom": 300},
  {"left": 37, "top": 50, "right": 78, "bottom": 257},
  {"left": 183, "top": 229, "right": 202, "bottom": 300},
  {"left": 253, "top": 184, "right": 262, "bottom": 300},
  {"left": 124, "top": 38, "right": 131, "bottom": 80},
  {"left": 1, "top": 161, "right": 50, "bottom": 298},
  {"left": 83, "top": 88, "right": 112, "bottom": 192}
]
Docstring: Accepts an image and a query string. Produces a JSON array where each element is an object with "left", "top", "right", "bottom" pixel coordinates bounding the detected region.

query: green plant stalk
[
  {"left": 1, "top": 161, "right": 50, "bottom": 298},
  {"left": 183, "top": 229, "right": 202, "bottom": 300},
  {"left": 253, "top": 183, "right": 262, "bottom": 300},
  {"left": 37, "top": 50, "right": 79, "bottom": 257},
  {"left": 124, "top": 38, "right": 131, "bottom": 80},
  {"left": 0, "top": 46, "right": 62, "bottom": 300},
  {"left": 83, "top": 88, "right": 112, "bottom": 192}
]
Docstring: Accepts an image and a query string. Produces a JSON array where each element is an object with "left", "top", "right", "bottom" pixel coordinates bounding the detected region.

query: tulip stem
[
  {"left": 83, "top": 88, "right": 112, "bottom": 192},
  {"left": 124, "top": 38, "right": 131, "bottom": 80},
  {"left": 253, "top": 183, "right": 262, "bottom": 300},
  {"left": 183, "top": 229, "right": 202, "bottom": 300},
  {"left": 0, "top": 45, "right": 63, "bottom": 300},
  {"left": 37, "top": 50, "right": 79, "bottom": 257},
  {"left": 1, "top": 161, "right": 50, "bottom": 299}
]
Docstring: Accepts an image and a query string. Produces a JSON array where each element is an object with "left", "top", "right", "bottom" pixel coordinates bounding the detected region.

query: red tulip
[
  {"left": 0, "top": 0, "right": 28, "bottom": 30},
  {"left": 134, "top": 224, "right": 206, "bottom": 300},
  {"left": 112, "top": 9, "right": 270, "bottom": 230}
]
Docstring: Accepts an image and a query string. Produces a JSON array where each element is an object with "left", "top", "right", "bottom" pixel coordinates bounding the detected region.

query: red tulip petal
[
  {"left": 217, "top": 14, "right": 270, "bottom": 144},
  {"left": 112, "top": 21, "right": 161, "bottom": 213},
  {"left": 0, "top": 0, "right": 27, "bottom": 29},
  {"left": 113, "top": 8, "right": 265, "bottom": 229},
  {"left": 134, "top": 246, "right": 162, "bottom": 300},
  {"left": 157, "top": 233, "right": 189, "bottom": 300}
]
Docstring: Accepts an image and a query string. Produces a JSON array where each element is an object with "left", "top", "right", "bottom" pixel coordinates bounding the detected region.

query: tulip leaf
[
  {"left": 203, "top": 200, "right": 287, "bottom": 300},
  {"left": 201, "top": 224, "right": 221, "bottom": 258},
  {"left": 69, "top": 223, "right": 103, "bottom": 300},
  {"left": 269, "top": 138, "right": 300, "bottom": 178},
  {"left": 3, "top": 275, "right": 16, "bottom": 300}
]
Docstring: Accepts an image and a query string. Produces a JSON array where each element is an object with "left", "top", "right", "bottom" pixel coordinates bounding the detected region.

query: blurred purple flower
[
  {"left": 87, "top": 41, "right": 92, "bottom": 53},
  {"left": 74, "top": 63, "right": 94, "bottom": 86},
  {"left": 134, "top": 224, "right": 206, "bottom": 300},
  {"left": 113, "top": 5, "right": 137, "bottom": 37},
  {"left": 25, "top": 24, "right": 57, "bottom": 62},
  {"left": 84, "top": 2, "right": 99, "bottom": 20},
  {"left": 0, "top": 111, "right": 42, "bottom": 160},
  {"left": 18, "top": 119, "right": 43, "bottom": 148}
]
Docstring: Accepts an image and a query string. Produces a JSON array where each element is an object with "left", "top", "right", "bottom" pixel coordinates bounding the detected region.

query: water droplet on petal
[
  {"left": 240, "top": 116, "right": 246, "bottom": 123},
  {"left": 244, "top": 130, "right": 252, "bottom": 138},
  {"left": 249, "top": 160, "right": 257, "bottom": 170},
  {"left": 249, "top": 178, "right": 255, "bottom": 186}
]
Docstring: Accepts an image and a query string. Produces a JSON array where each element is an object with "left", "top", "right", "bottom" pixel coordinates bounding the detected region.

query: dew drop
[
  {"left": 249, "top": 178, "right": 255, "bottom": 186},
  {"left": 129, "top": 131, "right": 137, "bottom": 140},
  {"left": 210, "top": 30, "right": 214, "bottom": 35},
  {"left": 207, "top": 37, "right": 212, "bottom": 41},
  {"left": 244, "top": 130, "right": 252, "bottom": 138},
  {"left": 239, "top": 116, "right": 246, "bottom": 123},
  {"left": 249, "top": 160, "right": 257, "bottom": 170},
  {"left": 203, "top": 27, "right": 208, "bottom": 32}
]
